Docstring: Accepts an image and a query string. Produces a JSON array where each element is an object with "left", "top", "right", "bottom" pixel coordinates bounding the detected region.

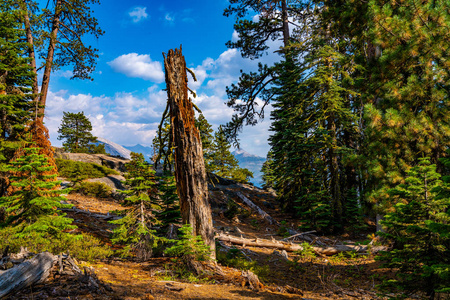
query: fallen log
[
  {"left": 235, "top": 192, "right": 278, "bottom": 225},
  {"left": 0, "top": 252, "right": 56, "bottom": 298},
  {"left": 216, "top": 233, "right": 385, "bottom": 256}
]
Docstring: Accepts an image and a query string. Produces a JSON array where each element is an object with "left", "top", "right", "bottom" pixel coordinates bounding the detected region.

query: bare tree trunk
[
  {"left": 281, "top": 0, "right": 290, "bottom": 47},
  {"left": 0, "top": 252, "right": 56, "bottom": 298},
  {"left": 39, "top": 0, "right": 62, "bottom": 119},
  {"left": 163, "top": 46, "right": 215, "bottom": 259},
  {"left": 18, "top": 0, "right": 39, "bottom": 119}
]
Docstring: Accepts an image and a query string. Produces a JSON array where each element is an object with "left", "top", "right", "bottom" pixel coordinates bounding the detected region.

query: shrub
[
  {"left": 377, "top": 158, "right": 450, "bottom": 299},
  {"left": 216, "top": 246, "right": 270, "bottom": 280},
  {"left": 0, "top": 222, "right": 112, "bottom": 262},
  {"left": 164, "top": 224, "right": 212, "bottom": 262},
  {"left": 74, "top": 181, "right": 112, "bottom": 198},
  {"left": 56, "top": 158, "right": 118, "bottom": 182}
]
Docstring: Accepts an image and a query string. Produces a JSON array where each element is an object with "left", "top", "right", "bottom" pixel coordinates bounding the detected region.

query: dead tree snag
[{"left": 163, "top": 46, "right": 215, "bottom": 259}]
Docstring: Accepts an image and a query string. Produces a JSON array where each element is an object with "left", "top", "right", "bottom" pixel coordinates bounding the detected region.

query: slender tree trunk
[
  {"left": 39, "top": 0, "right": 62, "bottom": 119},
  {"left": 328, "top": 114, "right": 342, "bottom": 230},
  {"left": 18, "top": 0, "right": 39, "bottom": 119},
  {"left": 163, "top": 47, "right": 215, "bottom": 259},
  {"left": 0, "top": 72, "right": 6, "bottom": 139},
  {"left": 281, "top": 0, "right": 290, "bottom": 47}
]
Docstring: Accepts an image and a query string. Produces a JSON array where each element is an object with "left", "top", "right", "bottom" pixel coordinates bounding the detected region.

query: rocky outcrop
[
  {"left": 86, "top": 175, "right": 126, "bottom": 190},
  {"left": 53, "top": 148, "right": 130, "bottom": 172}
]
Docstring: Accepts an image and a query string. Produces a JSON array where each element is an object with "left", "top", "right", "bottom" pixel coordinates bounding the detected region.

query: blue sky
[{"left": 44, "top": 0, "right": 281, "bottom": 157}]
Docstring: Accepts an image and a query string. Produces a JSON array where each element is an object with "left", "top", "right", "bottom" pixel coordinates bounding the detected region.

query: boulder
[{"left": 53, "top": 148, "right": 130, "bottom": 172}]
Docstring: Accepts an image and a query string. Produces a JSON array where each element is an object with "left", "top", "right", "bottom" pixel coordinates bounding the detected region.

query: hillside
[
  {"left": 97, "top": 137, "right": 266, "bottom": 187},
  {"left": 2, "top": 153, "right": 391, "bottom": 300},
  {"left": 124, "top": 144, "right": 154, "bottom": 161}
]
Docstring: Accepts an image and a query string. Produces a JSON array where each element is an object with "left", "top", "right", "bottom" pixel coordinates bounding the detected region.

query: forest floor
[{"left": 10, "top": 181, "right": 394, "bottom": 300}]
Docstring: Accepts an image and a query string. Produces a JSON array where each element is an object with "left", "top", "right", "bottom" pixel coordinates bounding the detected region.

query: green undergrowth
[
  {"left": 56, "top": 158, "right": 119, "bottom": 181},
  {"left": 0, "top": 228, "right": 112, "bottom": 262},
  {"left": 73, "top": 181, "right": 112, "bottom": 198},
  {"left": 216, "top": 246, "right": 270, "bottom": 280}
]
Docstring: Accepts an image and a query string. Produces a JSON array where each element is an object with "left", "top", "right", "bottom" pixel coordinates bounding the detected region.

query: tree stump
[{"left": 163, "top": 46, "right": 216, "bottom": 259}]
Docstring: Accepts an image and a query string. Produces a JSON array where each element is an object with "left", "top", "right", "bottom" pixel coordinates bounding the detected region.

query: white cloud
[
  {"left": 129, "top": 7, "right": 148, "bottom": 23},
  {"left": 55, "top": 70, "right": 73, "bottom": 78},
  {"left": 46, "top": 38, "right": 279, "bottom": 157},
  {"left": 45, "top": 89, "right": 167, "bottom": 148},
  {"left": 108, "top": 53, "right": 164, "bottom": 83},
  {"left": 165, "top": 13, "right": 175, "bottom": 23}
]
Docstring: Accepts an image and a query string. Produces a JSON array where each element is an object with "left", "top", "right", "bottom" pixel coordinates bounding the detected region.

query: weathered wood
[
  {"left": 163, "top": 46, "right": 215, "bottom": 259},
  {"left": 0, "top": 252, "right": 56, "bottom": 298},
  {"left": 235, "top": 192, "right": 278, "bottom": 225},
  {"left": 216, "top": 233, "right": 385, "bottom": 256},
  {"left": 281, "top": 231, "right": 317, "bottom": 241}
]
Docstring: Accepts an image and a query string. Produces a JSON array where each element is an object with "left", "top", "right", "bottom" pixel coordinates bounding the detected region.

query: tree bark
[
  {"left": 216, "top": 233, "right": 385, "bottom": 256},
  {"left": 39, "top": 0, "right": 62, "bottom": 119},
  {"left": 281, "top": 0, "right": 290, "bottom": 47},
  {"left": 18, "top": 1, "right": 40, "bottom": 119},
  {"left": 0, "top": 252, "right": 56, "bottom": 298},
  {"left": 163, "top": 46, "right": 215, "bottom": 259}
]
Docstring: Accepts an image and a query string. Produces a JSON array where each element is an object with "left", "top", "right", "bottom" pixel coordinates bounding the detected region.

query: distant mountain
[
  {"left": 232, "top": 149, "right": 266, "bottom": 187},
  {"left": 123, "top": 144, "right": 154, "bottom": 161},
  {"left": 96, "top": 137, "right": 132, "bottom": 159}
]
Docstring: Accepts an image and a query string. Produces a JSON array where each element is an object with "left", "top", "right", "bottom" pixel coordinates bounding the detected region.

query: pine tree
[
  {"left": 152, "top": 117, "right": 173, "bottom": 173},
  {"left": 222, "top": 0, "right": 309, "bottom": 144},
  {"left": 57, "top": 111, "right": 101, "bottom": 153},
  {"left": 364, "top": 0, "right": 450, "bottom": 214},
  {"left": 208, "top": 126, "right": 253, "bottom": 183},
  {"left": 15, "top": 0, "right": 104, "bottom": 118},
  {"left": 157, "top": 174, "right": 181, "bottom": 226},
  {"left": 110, "top": 152, "right": 161, "bottom": 260},
  {"left": 260, "top": 150, "right": 276, "bottom": 189},
  {"left": 0, "top": 145, "right": 75, "bottom": 238},
  {"left": 377, "top": 158, "right": 450, "bottom": 299},
  {"left": 0, "top": 5, "right": 34, "bottom": 140},
  {"left": 0, "top": 5, "right": 36, "bottom": 197},
  {"left": 269, "top": 41, "right": 361, "bottom": 232},
  {"left": 195, "top": 113, "right": 214, "bottom": 171}
]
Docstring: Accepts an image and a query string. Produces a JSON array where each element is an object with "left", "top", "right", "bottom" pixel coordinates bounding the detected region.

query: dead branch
[
  {"left": 235, "top": 192, "right": 278, "bottom": 225},
  {"left": 0, "top": 252, "right": 56, "bottom": 298},
  {"left": 216, "top": 233, "right": 386, "bottom": 256}
]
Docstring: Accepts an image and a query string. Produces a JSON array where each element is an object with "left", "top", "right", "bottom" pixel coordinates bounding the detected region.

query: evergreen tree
[
  {"left": 222, "top": 0, "right": 309, "bottom": 144},
  {"left": 14, "top": 0, "right": 104, "bottom": 118},
  {"left": 260, "top": 150, "right": 276, "bottom": 189},
  {"left": 0, "top": 145, "right": 75, "bottom": 239},
  {"left": 152, "top": 117, "right": 173, "bottom": 173},
  {"left": 57, "top": 111, "right": 102, "bottom": 153},
  {"left": 208, "top": 126, "right": 253, "bottom": 183},
  {"left": 0, "top": 5, "right": 34, "bottom": 139},
  {"left": 157, "top": 174, "right": 181, "bottom": 225},
  {"left": 377, "top": 158, "right": 450, "bottom": 299},
  {"left": 269, "top": 41, "right": 361, "bottom": 232},
  {"left": 364, "top": 0, "right": 450, "bottom": 214},
  {"left": 110, "top": 152, "right": 161, "bottom": 260},
  {"left": 195, "top": 113, "right": 214, "bottom": 171}
]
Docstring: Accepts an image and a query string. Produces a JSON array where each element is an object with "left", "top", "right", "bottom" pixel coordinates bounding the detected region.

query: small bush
[
  {"left": 295, "top": 242, "right": 316, "bottom": 260},
  {"left": 56, "top": 158, "right": 119, "bottom": 182},
  {"left": 164, "top": 224, "right": 212, "bottom": 262},
  {"left": 216, "top": 246, "right": 270, "bottom": 280},
  {"left": 0, "top": 228, "right": 112, "bottom": 262},
  {"left": 74, "top": 181, "right": 112, "bottom": 198}
]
